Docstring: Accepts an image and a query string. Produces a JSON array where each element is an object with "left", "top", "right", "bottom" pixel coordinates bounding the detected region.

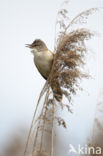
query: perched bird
[{"left": 26, "top": 39, "right": 54, "bottom": 80}]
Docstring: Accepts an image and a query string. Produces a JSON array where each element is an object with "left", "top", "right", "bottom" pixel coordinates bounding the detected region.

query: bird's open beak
[
  {"left": 25, "top": 44, "right": 35, "bottom": 54},
  {"left": 25, "top": 44, "right": 32, "bottom": 48}
]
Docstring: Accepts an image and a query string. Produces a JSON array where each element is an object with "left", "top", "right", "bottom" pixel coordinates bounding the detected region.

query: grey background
[{"left": 0, "top": 0, "right": 103, "bottom": 154}]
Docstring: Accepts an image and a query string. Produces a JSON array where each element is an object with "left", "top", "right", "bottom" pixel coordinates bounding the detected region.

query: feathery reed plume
[
  {"left": 48, "top": 28, "right": 93, "bottom": 102},
  {"left": 24, "top": 1, "right": 100, "bottom": 156}
]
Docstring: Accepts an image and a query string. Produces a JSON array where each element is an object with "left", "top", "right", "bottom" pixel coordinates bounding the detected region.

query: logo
[{"left": 68, "top": 144, "right": 102, "bottom": 155}]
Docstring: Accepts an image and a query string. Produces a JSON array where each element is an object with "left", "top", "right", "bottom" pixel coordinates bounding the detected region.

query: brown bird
[{"left": 26, "top": 39, "right": 54, "bottom": 80}]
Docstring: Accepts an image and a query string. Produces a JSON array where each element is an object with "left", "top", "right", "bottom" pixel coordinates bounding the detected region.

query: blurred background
[{"left": 0, "top": 0, "right": 103, "bottom": 155}]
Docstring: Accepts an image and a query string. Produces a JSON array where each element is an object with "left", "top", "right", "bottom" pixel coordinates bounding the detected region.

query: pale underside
[{"left": 34, "top": 50, "right": 54, "bottom": 79}]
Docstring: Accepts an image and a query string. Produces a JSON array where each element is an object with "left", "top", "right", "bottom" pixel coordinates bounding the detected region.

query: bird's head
[{"left": 26, "top": 39, "right": 48, "bottom": 54}]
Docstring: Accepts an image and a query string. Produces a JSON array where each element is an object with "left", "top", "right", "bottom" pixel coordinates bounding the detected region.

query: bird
[{"left": 26, "top": 39, "right": 54, "bottom": 80}]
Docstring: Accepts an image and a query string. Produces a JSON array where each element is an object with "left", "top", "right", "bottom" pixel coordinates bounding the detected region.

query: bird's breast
[{"left": 34, "top": 50, "right": 53, "bottom": 79}]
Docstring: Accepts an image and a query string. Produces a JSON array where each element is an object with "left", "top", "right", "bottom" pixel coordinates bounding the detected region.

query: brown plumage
[{"left": 26, "top": 39, "right": 54, "bottom": 80}]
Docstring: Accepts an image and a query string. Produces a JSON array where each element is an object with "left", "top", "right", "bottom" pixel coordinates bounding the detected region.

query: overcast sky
[{"left": 0, "top": 0, "right": 103, "bottom": 155}]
